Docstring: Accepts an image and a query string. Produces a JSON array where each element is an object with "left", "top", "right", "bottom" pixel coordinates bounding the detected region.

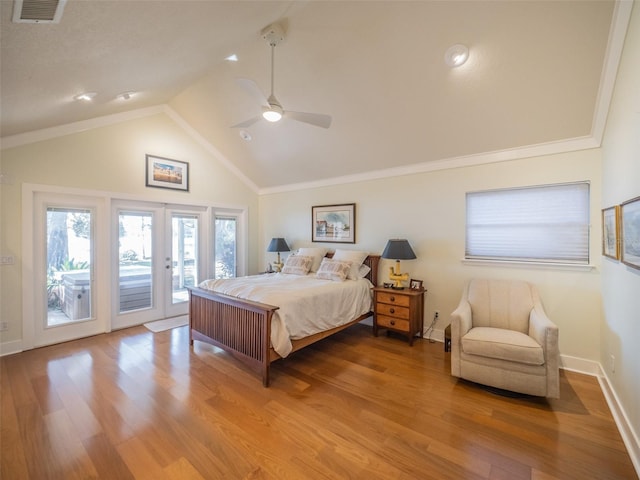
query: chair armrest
[
  {"left": 528, "top": 306, "right": 558, "bottom": 354},
  {"left": 450, "top": 299, "right": 472, "bottom": 377},
  {"left": 451, "top": 300, "right": 472, "bottom": 337},
  {"left": 529, "top": 304, "right": 560, "bottom": 398}
]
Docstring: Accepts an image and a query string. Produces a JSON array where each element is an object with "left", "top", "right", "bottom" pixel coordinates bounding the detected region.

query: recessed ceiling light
[
  {"left": 118, "top": 91, "right": 136, "bottom": 100},
  {"left": 73, "top": 92, "right": 96, "bottom": 101},
  {"left": 444, "top": 44, "right": 469, "bottom": 68},
  {"left": 225, "top": 54, "right": 239, "bottom": 62}
]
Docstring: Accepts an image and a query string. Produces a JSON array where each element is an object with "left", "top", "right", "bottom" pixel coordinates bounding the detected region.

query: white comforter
[{"left": 199, "top": 273, "right": 373, "bottom": 357}]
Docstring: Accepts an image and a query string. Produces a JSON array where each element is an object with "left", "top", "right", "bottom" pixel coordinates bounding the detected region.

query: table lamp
[
  {"left": 381, "top": 239, "right": 416, "bottom": 289},
  {"left": 267, "top": 237, "right": 290, "bottom": 272}
]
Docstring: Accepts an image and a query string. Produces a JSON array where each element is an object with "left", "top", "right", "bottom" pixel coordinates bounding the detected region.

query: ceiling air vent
[{"left": 12, "top": 0, "right": 67, "bottom": 24}]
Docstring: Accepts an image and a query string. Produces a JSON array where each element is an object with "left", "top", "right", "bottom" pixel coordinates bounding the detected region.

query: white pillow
[
  {"left": 358, "top": 263, "right": 371, "bottom": 279},
  {"left": 297, "top": 247, "right": 328, "bottom": 272},
  {"left": 315, "top": 258, "right": 352, "bottom": 282},
  {"left": 333, "top": 249, "right": 368, "bottom": 280},
  {"left": 281, "top": 255, "right": 313, "bottom": 275}
]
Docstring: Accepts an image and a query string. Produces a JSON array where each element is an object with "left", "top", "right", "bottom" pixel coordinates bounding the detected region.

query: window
[
  {"left": 466, "top": 182, "right": 590, "bottom": 264},
  {"left": 46, "top": 207, "right": 94, "bottom": 325},
  {"left": 214, "top": 216, "right": 237, "bottom": 278}
]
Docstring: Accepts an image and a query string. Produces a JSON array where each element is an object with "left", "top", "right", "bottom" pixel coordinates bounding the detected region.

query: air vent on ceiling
[{"left": 12, "top": 0, "right": 67, "bottom": 24}]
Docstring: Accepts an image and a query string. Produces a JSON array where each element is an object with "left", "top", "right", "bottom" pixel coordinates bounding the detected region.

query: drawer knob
[
  {"left": 390, "top": 296, "right": 395, "bottom": 301},
  {"left": 390, "top": 320, "right": 396, "bottom": 326},
  {"left": 390, "top": 308, "right": 395, "bottom": 314}
]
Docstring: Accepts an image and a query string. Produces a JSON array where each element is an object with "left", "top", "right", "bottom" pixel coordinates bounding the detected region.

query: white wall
[
  {"left": 0, "top": 112, "right": 259, "bottom": 347},
  {"left": 260, "top": 149, "right": 603, "bottom": 359},
  {"left": 601, "top": 0, "right": 640, "bottom": 460}
]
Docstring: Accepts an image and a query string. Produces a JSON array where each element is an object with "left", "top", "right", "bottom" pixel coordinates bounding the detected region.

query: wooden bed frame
[{"left": 188, "top": 254, "right": 380, "bottom": 387}]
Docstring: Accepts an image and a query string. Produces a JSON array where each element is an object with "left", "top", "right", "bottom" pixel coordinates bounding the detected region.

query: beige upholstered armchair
[{"left": 450, "top": 279, "right": 560, "bottom": 398}]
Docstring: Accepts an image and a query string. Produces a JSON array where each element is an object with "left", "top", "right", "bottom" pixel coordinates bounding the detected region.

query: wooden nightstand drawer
[
  {"left": 376, "top": 292, "right": 410, "bottom": 307},
  {"left": 376, "top": 315, "right": 410, "bottom": 332},
  {"left": 376, "top": 303, "right": 410, "bottom": 320}
]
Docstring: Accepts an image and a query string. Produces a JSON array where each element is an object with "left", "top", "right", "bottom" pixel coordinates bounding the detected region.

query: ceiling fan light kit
[{"left": 231, "top": 21, "right": 332, "bottom": 130}]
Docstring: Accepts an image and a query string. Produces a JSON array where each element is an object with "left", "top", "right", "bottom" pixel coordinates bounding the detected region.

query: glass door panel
[
  {"left": 215, "top": 216, "right": 236, "bottom": 278},
  {"left": 118, "top": 211, "right": 154, "bottom": 313},
  {"left": 46, "top": 207, "right": 93, "bottom": 326},
  {"left": 171, "top": 214, "right": 198, "bottom": 304}
]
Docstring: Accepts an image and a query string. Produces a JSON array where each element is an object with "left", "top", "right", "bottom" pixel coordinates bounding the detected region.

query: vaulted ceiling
[{"left": 0, "top": 1, "right": 623, "bottom": 192}]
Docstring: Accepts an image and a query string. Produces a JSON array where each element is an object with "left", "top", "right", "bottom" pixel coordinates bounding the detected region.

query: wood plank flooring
[{"left": 1, "top": 323, "right": 637, "bottom": 480}]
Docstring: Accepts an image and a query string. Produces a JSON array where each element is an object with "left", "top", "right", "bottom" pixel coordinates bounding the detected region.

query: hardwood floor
[{"left": 1, "top": 323, "right": 636, "bottom": 480}]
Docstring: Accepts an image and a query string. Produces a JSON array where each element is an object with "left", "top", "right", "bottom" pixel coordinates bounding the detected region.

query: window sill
[{"left": 461, "top": 258, "right": 596, "bottom": 271}]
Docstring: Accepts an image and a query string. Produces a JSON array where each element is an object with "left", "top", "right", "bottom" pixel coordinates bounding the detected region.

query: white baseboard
[
  {"left": 559, "top": 353, "right": 602, "bottom": 375},
  {"left": 598, "top": 369, "right": 640, "bottom": 477},
  {"left": 0, "top": 339, "right": 23, "bottom": 357},
  {"left": 559, "top": 354, "right": 639, "bottom": 477}
]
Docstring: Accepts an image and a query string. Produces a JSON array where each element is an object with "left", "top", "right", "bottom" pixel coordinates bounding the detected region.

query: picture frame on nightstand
[{"left": 409, "top": 279, "right": 423, "bottom": 290}]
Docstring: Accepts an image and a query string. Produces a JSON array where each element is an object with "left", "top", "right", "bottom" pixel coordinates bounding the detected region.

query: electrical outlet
[
  {"left": 434, "top": 311, "right": 439, "bottom": 320},
  {"left": 610, "top": 354, "right": 615, "bottom": 373},
  {"left": 0, "top": 322, "right": 8, "bottom": 332},
  {"left": 0, "top": 255, "right": 15, "bottom": 265}
]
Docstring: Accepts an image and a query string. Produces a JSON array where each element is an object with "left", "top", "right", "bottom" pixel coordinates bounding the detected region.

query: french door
[
  {"left": 30, "top": 192, "right": 108, "bottom": 347},
  {"left": 112, "top": 201, "right": 205, "bottom": 329},
  {"left": 25, "top": 186, "right": 244, "bottom": 349}
]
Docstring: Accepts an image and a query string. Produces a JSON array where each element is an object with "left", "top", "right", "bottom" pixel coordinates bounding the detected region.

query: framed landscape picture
[
  {"left": 145, "top": 154, "right": 189, "bottom": 191},
  {"left": 601, "top": 205, "right": 620, "bottom": 260},
  {"left": 621, "top": 196, "right": 640, "bottom": 270},
  {"left": 312, "top": 203, "right": 356, "bottom": 243}
]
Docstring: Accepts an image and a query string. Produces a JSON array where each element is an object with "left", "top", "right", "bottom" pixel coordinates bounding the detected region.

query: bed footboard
[{"left": 188, "top": 287, "right": 279, "bottom": 387}]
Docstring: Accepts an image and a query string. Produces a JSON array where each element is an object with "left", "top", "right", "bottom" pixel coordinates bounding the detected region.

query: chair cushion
[{"left": 461, "top": 327, "right": 544, "bottom": 366}]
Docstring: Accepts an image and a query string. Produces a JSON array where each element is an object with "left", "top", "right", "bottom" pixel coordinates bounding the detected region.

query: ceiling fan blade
[
  {"left": 285, "top": 111, "right": 332, "bottom": 129},
  {"left": 236, "top": 78, "right": 269, "bottom": 106},
  {"left": 231, "top": 115, "right": 262, "bottom": 128}
]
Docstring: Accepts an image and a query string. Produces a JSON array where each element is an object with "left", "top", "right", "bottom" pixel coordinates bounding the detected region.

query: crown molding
[
  {"left": 162, "top": 106, "right": 259, "bottom": 193},
  {"left": 590, "top": 0, "right": 634, "bottom": 145},
  {"left": 258, "top": 135, "right": 600, "bottom": 195},
  {"left": 0, "top": 105, "right": 166, "bottom": 150}
]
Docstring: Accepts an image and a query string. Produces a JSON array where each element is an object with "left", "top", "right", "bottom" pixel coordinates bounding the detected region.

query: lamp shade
[
  {"left": 381, "top": 239, "right": 416, "bottom": 260},
  {"left": 267, "top": 237, "right": 290, "bottom": 253}
]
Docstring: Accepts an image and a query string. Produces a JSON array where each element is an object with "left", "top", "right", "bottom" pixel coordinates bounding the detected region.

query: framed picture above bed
[
  {"left": 601, "top": 205, "right": 620, "bottom": 260},
  {"left": 621, "top": 196, "right": 640, "bottom": 270},
  {"left": 312, "top": 203, "right": 356, "bottom": 243}
]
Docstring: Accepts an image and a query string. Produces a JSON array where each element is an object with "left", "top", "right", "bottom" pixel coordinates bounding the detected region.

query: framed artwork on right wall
[
  {"left": 602, "top": 205, "right": 620, "bottom": 260},
  {"left": 621, "top": 196, "right": 640, "bottom": 270}
]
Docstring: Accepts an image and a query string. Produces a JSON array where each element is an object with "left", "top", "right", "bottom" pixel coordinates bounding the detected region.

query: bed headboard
[
  {"left": 325, "top": 252, "right": 380, "bottom": 286},
  {"left": 363, "top": 255, "right": 380, "bottom": 286}
]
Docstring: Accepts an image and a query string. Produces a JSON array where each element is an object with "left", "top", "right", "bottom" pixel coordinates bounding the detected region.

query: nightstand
[{"left": 372, "top": 287, "right": 425, "bottom": 346}]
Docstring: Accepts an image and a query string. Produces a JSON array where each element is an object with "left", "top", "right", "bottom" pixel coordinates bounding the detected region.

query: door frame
[{"left": 22, "top": 187, "right": 111, "bottom": 349}]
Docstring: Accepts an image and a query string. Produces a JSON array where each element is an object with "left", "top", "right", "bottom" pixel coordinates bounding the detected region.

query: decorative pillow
[
  {"left": 358, "top": 263, "right": 371, "bottom": 279},
  {"left": 281, "top": 255, "right": 314, "bottom": 275},
  {"left": 333, "top": 249, "right": 368, "bottom": 280},
  {"left": 297, "top": 247, "right": 328, "bottom": 272},
  {"left": 315, "top": 258, "right": 352, "bottom": 282}
]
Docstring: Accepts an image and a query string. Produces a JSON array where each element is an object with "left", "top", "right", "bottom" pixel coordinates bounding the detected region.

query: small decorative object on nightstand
[
  {"left": 372, "top": 286, "right": 425, "bottom": 346},
  {"left": 267, "top": 237, "right": 290, "bottom": 272}
]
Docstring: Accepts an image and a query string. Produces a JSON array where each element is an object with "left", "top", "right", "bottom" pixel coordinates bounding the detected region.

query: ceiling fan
[{"left": 231, "top": 22, "right": 332, "bottom": 129}]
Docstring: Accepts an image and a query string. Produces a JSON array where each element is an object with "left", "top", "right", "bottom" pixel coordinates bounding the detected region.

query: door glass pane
[
  {"left": 118, "top": 211, "right": 153, "bottom": 313},
  {"left": 172, "top": 214, "right": 198, "bottom": 304},
  {"left": 46, "top": 207, "right": 92, "bottom": 326},
  {"left": 215, "top": 217, "right": 236, "bottom": 278}
]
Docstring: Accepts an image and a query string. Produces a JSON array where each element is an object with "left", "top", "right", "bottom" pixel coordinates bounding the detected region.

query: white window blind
[{"left": 466, "top": 182, "right": 590, "bottom": 264}]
